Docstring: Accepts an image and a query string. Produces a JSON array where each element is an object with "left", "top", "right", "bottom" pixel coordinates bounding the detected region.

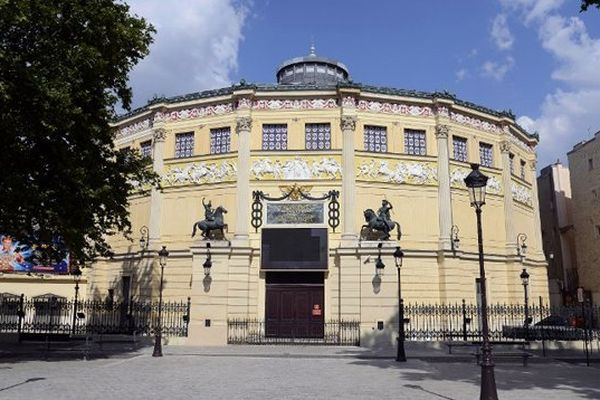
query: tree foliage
[
  {"left": 581, "top": 0, "right": 600, "bottom": 11},
  {"left": 0, "top": 0, "right": 157, "bottom": 263}
]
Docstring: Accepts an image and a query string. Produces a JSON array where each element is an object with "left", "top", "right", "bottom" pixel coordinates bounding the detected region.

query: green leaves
[{"left": 0, "top": 0, "right": 156, "bottom": 263}]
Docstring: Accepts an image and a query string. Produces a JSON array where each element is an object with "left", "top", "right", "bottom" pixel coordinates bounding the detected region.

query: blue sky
[{"left": 126, "top": 0, "right": 600, "bottom": 170}]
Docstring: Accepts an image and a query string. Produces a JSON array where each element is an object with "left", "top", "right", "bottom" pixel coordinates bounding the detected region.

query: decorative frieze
[
  {"left": 118, "top": 119, "right": 151, "bottom": 138},
  {"left": 435, "top": 105, "right": 450, "bottom": 117},
  {"left": 251, "top": 157, "right": 342, "bottom": 180},
  {"left": 512, "top": 183, "right": 533, "bottom": 206},
  {"left": 356, "top": 159, "right": 437, "bottom": 185},
  {"left": 342, "top": 96, "right": 356, "bottom": 108},
  {"left": 450, "top": 112, "right": 503, "bottom": 134},
  {"left": 236, "top": 98, "right": 252, "bottom": 110},
  {"left": 357, "top": 100, "right": 433, "bottom": 117},
  {"left": 252, "top": 98, "right": 337, "bottom": 110},
  {"left": 163, "top": 160, "right": 237, "bottom": 185},
  {"left": 154, "top": 103, "right": 234, "bottom": 123},
  {"left": 450, "top": 167, "right": 502, "bottom": 194}
]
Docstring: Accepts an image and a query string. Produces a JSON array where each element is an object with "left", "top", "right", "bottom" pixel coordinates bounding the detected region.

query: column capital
[
  {"left": 236, "top": 116, "right": 252, "bottom": 134},
  {"left": 500, "top": 139, "right": 511, "bottom": 154},
  {"left": 435, "top": 124, "right": 449, "bottom": 139},
  {"left": 529, "top": 159, "right": 537, "bottom": 171},
  {"left": 153, "top": 128, "right": 167, "bottom": 142},
  {"left": 340, "top": 115, "right": 357, "bottom": 132}
]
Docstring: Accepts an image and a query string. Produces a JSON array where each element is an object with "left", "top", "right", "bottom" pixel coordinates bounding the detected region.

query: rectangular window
[
  {"left": 140, "top": 140, "right": 152, "bottom": 159},
  {"left": 520, "top": 160, "right": 526, "bottom": 180},
  {"left": 479, "top": 143, "right": 493, "bottom": 167},
  {"left": 452, "top": 136, "right": 468, "bottom": 162},
  {"left": 305, "top": 123, "right": 331, "bottom": 150},
  {"left": 210, "top": 127, "right": 231, "bottom": 154},
  {"left": 175, "top": 132, "right": 194, "bottom": 158},
  {"left": 596, "top": 225, "right": 600, "bottom": 237},
  {"left": 364, "top": 125, "right": 387, "bottom": 153},
  {"left": 262, "top": 124, "right": 288, "bottom": 151},
  {"left": 404, "top": 129, "right": 427, "bottom": 155},
  {"left": 509, "top": 153, "right": 515, "bottom": 174},
  {"left": 589, "top": 158, "right": 594, "bottom": 170}
]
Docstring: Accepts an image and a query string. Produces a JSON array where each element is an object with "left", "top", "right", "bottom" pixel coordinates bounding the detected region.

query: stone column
[
  {"left": 148, "top": 127, "right": 166, "bottom": 246},
  {"left": 341, "top": 115, "right": 358, "bottom": 242},
  {"left": 500, "top": 139, "right": 516, "bottom": 253},
  {"left": 233, "top": 116, "right": 252, "bottom": 245},
  {"left": 436, "top": 124, "right": 452, "bottom": 250}
]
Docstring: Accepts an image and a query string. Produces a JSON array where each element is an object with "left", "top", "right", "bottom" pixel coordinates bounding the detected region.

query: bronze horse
[
  {"left": 361, "top": 209, "right": 401, "bottom": 240},
  {"left": 192, "top": 206, "right": 227, "bottom": 239}
]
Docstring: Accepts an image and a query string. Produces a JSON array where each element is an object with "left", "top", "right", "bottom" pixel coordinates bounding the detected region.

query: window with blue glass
[
  {"left": 305, "top": 123, "right": 331, "bottom": 150},
  {"left": 210, "top": 127, "right": 231, "bottom": 154},
  {"left": 404, "top": 129, "right": 426, "bottom": 155},
  {"left": 140, "top": 140, "right": 152, "bottom": 159},
  {"left": 262, "top": 124, "right": 288, "bottom": 151},
  {"left": 175, "top": 132, "right": 194, "bottom": 158},
  {"left": 452, "top": 136, "right": 468, "bottom": 162},
  {"left": 479, "top": 142, "right": 493, "bottom": 167},
  {"left": 364, "top": 125, "right": 387, "bottom": 153}
]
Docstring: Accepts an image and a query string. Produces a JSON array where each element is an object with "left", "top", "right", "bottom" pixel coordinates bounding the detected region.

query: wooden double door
[{"left": 265, "top": 272, "right": 324, "bottom": 338}]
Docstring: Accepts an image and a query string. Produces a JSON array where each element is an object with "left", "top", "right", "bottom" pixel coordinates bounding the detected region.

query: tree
[
  {"left": 581, "top": 0, "right": 600, "bottom": 11},
  {"left": 0, "top": 0, "right": 157, "bottom": 263}
]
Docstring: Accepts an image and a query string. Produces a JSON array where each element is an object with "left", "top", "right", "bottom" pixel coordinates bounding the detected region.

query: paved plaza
[{"left": 0, "top": 344, "right": 599, "bottom": 400}]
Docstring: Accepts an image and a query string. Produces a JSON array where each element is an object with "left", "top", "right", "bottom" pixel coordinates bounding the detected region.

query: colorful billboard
[{"left": 0, "top": 234, "right": 69, "bottom": 274}]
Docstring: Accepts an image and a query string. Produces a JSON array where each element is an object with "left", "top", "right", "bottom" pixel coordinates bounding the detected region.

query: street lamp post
[
  {"left": 393, "top": 246, "right": 406, "bottom": 362},
  {"left": 464, "top": 163, "right": 498, "bottom": 400},
  {"left": 71, "top": 265, "right": 82, "bottom": 335},
  {"left": 520, "top": 268, "right": 530, "bottom": 340},
  {"left": 153, "top": 246, "right": 169, "bottom": 357}
]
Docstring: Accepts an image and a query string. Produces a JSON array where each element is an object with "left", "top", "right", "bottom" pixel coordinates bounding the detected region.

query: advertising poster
[{"left": 0, "top": 234, "right": 69, "bottom": 274}]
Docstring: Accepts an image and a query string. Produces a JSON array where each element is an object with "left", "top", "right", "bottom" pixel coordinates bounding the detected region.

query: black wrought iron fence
[
  {"left": 228, "top": 319, "right": 361, "bottom": 345},
  {"left": 0, "top": 295, "right": 191, "bottom": 337},
  {"left": 404, "top": 300, "right": 600, "bottom": 342}
]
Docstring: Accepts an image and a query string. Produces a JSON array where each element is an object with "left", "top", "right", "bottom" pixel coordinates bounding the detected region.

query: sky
[{"left": 125, "top": 0, "right": 600, "bottom": 170}]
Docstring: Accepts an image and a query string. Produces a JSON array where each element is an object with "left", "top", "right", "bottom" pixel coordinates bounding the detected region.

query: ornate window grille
[
  {"left": 262, "top": 124, "right": 288, "bottom": 151},
  {"left": 479, "top": 142, "right": 493, "bottom": 167},
  {"left": 305, "top": 123, "right": 331, "bottom": 150},
  {"left": 210, "top": 127, "right": 231, "bottom": 155},
  {"left": 140, "top": 140, "right": 152, "bottom": 159},
  {"left": 509, "top": 153, "right": 515, "bottom": 174},
  {"left": 452, "top": 136, "right": 468, "bottom": 162},
  {"left": 404, "top": 129, "right": 426, "bottom": 155},
  {"left": 520, "top": 160, "right": 526, "bottom": 180},
  {"left": 175, "top": 132, "right": 194, "bottom": 158},
  {"left": 364, "top": 125, "right": 387, "bottom": 153}
]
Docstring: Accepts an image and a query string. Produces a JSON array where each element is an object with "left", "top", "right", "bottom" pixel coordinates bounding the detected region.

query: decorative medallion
[{"left": 279, "top": 184, "right": 313, "bottom": 201}]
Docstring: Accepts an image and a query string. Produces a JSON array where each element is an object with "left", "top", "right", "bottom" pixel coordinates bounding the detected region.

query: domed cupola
[{"left": 276, "top": 44, "right": 349, "bottom": 85}]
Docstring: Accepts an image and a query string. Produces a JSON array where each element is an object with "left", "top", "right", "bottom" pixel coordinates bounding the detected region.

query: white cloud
[
  {"left": 481, "top": 56, "right": 515, "bottom": 80},
  {"left": 456, "top": 68, "right": 468, "bottom": 81},
  {"left": 500, "top": 0, "right": 600, "bottom": 167},
  {"left": 491, "top": 14, "right": 514, "bottom": 50},
  {"left": 126, "top": 0, "right": 249, "bottom": 108}
]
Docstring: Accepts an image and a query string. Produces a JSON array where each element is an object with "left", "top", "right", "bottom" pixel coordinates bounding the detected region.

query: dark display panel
[{"left": 261, "top": 228, "right": 328, "bottom": 270}]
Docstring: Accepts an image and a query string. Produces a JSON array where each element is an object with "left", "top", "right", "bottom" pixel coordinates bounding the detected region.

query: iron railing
[
  {"left": 228, "top": 319, "right": 361, "bottom": 345},
  {"left": 0, "top": 295, "right": 191, "bottom": 337}
]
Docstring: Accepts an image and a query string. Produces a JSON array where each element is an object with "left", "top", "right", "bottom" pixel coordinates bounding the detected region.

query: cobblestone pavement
[{"left": 1, "top": 346, "right": 599, "bottom": 400}]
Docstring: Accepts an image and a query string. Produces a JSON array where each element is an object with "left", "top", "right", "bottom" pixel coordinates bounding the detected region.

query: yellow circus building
[{"left": 95, "top": 49, "right": 548, "bottom": 346}]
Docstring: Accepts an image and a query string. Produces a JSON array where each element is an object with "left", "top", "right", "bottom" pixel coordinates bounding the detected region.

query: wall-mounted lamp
[
  {"left": 517, "top": 233, "right": 528, "bottom": 261},
  {"left": 450, "top": 225, "right": 460, "bottom": 255},
  {"left": 203, "top": 243, "right": 212, "bottom": 276},
  {"left": 375, "top": 242, "right": 385, "bottom": 277},
  {"left": 139, "top": 225, "right": 149, "bottom": 250},
  {"left": 393, "top": 246, "right": 404, "bottom": 268}
]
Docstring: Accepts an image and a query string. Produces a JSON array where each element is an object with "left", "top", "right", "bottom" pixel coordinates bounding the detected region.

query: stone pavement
[{"left": 0, "top": 344, "right": 599, "bottom": 400}]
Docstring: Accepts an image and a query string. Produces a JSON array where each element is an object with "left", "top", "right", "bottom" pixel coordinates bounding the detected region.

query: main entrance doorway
[{"left": 265, "top": 272, "right": 324, "bottom": 338}]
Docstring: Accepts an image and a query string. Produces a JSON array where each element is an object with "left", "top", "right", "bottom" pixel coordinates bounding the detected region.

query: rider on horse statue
[{"left": 377, "top": 199, "right": 394, "bottom": 233}]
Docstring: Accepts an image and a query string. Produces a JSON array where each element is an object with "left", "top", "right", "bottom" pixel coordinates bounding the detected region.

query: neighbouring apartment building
[
  {"left": 568, "top": 131, "right": 600, "bottom": 305},
  {"left": 537, "top": 161, "right": 578, "bottom": 305}
]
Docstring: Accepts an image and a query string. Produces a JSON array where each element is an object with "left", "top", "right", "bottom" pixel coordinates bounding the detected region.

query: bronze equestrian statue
[
  {"left": 192, "top": 198, "right": 228, "bottom": 239},
  {"left": 361, "top": 199, "right": 401, "bottom": 240}
]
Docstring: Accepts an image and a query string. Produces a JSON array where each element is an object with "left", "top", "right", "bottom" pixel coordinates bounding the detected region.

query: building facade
[
  {"left": 93, "top": 50, "right": 548, "bottom": 346},
  {"left": 568, "top": 132, "right": 600, "bottom": 305},
  {"left": 537, "top": 161, "right": 578, "bottom": 306}
]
